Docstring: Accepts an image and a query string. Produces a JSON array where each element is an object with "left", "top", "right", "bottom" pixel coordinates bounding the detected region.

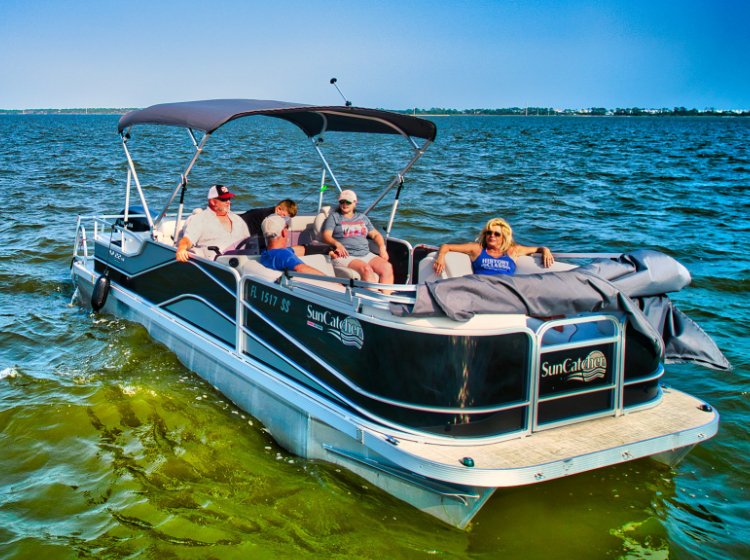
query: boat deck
[{"left": 371, "top": 388, "right": 718, "bottom": 487}]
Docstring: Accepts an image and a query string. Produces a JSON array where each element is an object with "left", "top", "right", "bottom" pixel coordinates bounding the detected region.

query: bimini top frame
[{"left": 116, "top": 99, "right": 437, "bottom": 236}]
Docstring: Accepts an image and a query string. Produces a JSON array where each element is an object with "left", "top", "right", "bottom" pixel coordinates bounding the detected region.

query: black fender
[{"left": 91, "top": 270, "right": 111, "bottom": 312}]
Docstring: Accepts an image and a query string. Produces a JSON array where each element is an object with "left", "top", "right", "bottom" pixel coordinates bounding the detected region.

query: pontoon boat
[{"left": 70, "top": 99, "right": 728, "bottom": 528}]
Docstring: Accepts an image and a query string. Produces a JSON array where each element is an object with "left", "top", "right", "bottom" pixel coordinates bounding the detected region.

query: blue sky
[{"left": 1, "top": 0, "right": 748, "bottom": 110}]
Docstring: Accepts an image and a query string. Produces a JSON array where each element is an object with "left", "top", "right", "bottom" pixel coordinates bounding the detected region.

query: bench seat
[{"left": 418, "top": 251, "right": 576, "bottom": 283}]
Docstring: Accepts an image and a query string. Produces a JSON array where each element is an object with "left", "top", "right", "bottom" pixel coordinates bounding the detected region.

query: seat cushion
[
  {"left": 299, "top": 254, "right": 335, "bottom": 276},
  {"left": 417, "top": 251, "right": 471, "bottom": 282},
  {"left": 240, "top": 259, "right": 283, "bottom": 281},
  {"left": 514, "top": 255, "right": 577, "bottom": 274},
  {"left": 312, "top": 206, "right": 331, "bottom": 240}
]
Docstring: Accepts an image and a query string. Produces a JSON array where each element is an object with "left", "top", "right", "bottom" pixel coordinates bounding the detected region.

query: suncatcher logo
[
  {"left": 306, "top": 305, "right": 364, "bottom": 349},
  {"left": 541, "top": 350, "right": 607, "bottom": 383}
]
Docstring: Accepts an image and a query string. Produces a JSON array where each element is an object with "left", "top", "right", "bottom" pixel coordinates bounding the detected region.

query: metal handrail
[{"left": 531, "top": 314, "right": 625, "bottom": 431}]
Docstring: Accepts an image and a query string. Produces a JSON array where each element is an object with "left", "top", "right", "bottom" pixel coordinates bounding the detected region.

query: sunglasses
[
  {"left": 216, "top": 197, "right": 232, "bottom": 202},
  {"left": 485, "top": 230, "right": 503, "bottom": 237},
  {"left": 339, "top": 200, "right": 354, "bottom": 205}
]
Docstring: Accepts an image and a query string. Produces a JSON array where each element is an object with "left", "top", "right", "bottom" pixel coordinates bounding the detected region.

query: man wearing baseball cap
[
  {"left": 259, "top": 215, "right": 324, "bottom": 275},
  {"left": 175, "top": 185, "right": 250, "bottom": 262}
]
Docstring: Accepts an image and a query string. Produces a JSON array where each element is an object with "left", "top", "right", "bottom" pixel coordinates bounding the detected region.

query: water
[{"left": 1, "top": 113, "right": 748, "bottom": 559}]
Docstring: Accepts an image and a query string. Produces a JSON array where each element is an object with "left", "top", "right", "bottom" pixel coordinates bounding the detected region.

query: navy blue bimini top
[{"left": 472, "top": 248, "right": 516, "bottom": 275}]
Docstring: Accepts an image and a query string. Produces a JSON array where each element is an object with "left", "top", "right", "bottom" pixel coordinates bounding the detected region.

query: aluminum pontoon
[{"left": 70, "top": 99, "right": 725, "bottom": 528}]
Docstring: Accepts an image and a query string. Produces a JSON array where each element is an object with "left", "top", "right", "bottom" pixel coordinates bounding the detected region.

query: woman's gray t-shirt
[{"left": 323, "top": 211, "right": 374, "bottom": 257}]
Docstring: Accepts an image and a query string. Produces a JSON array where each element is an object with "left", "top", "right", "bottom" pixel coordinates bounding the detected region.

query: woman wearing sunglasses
[
  {"left": 432, "top": 217, "right": 554, "bottom": 276},
  {"left": 322, "top": 189, "right": 394, "bottom": 288}
]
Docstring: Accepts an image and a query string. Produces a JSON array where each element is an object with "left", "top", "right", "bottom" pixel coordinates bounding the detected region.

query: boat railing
[
  {"left": 72, "top": 213, "right": 414, "bottom": 310},
  {"left": 73, "top": 213, "right": 173, "bottom": 264},
  {"left": 280, "top": 270, "right": 418, "bottom": 306},
  {"left": 530, "top": 314, "right": 628, "bottom": 431},
  {"left": 73, "top": 217, "right": 89, "bottom": 261},
  {"left": 74, "top": 215, "right": 116, "bottom": 263}
]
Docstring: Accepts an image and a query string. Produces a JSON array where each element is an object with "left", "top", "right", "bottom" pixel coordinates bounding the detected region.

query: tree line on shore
[
  {"left": 2, "top": 106, "right": 748, "bottom": 117},
  {"left": 0, "top": 108, "right": 136, "bottom": 114},
  {"left": 393, "top": 106, "right": 749, "bottom": 117}
]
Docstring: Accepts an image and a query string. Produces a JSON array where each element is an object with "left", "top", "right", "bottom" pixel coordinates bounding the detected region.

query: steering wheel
[{"left": 232, "top": 235, "right": 260, "bottom": 254}]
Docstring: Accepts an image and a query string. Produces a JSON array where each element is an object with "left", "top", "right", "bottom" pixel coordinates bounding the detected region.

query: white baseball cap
[
  {"left": 261, "top": 214, "right": 288, "bottom": 238},
  {"left": 207, "top": 184, "right": 235, "bottom": 200},
  {"left": 338, "top": 189, "right": 357, "bottom": 203}
]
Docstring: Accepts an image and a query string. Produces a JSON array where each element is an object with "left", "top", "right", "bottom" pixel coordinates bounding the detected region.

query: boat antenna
[{"left": 330, "top": 77, "right": 352, "bottom": 107}]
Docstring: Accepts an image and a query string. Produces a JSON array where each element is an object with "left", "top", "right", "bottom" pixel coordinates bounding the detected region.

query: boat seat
[
  {"left": 154, "top": 208, "right": 205, "bottom": 246},
  {"left": 155, "top": 218, "right": 185, "bottom": 245},
  {"left": 514, "top": 255, "right": 577, "bottom": 274},
  {"left": 298, "top": 254, "right": 335, "bottom": 276},
  {"left": 417, "top": 251, "right": 473, "bottom": 283},
  {"left": 288, "top": 212, "right": 321, "bottom": 247},
  {"left": 216, "top": 253, "right": 342, "bottom": 290},
  {"left": 418, "top": 252, "right": 578, "bottom": 283},
  {"left": 216, "top": 255, "right": 283, "bottom": 281},
  {"left": 295, "top": 206, "right": 331, "bottom": 246},
  {"left": 240, "top": 259, "right": 284, "bottom": 281}
]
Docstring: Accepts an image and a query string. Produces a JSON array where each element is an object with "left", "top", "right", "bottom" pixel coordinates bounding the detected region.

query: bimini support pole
[
  {"left": 317, "top": 168, "right": 328, "bottom": 213},
  {"left": 384, "top": 175, "right": 404, "bottom": 240},
  {"left": 364, "top": 138, "right": 432, "bottom": 215},
  {"left": 124, "top": 167, "right": 132, "bottom": 222},
  {"left": 121, "top": 132, "right": 154, "bottom": 232},
  {"left": 311, "top": 138, "right": 342, "bottom": 197},
  {"left": 174, "top": 175, "right": 188, "bottom": 240},
  {"left": 155, "top": 129, "right": 208, "bottom": 230},
  {"left": 309, "top": 114, "right": 342, "bottom": 204},
  {"left": 123, "top": 167, "right": 132, "bottom": 244}
]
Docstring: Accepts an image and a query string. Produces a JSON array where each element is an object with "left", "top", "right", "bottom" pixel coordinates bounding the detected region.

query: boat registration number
[{"left": 248, "top": 284, "right": 291, "bottom": 313}]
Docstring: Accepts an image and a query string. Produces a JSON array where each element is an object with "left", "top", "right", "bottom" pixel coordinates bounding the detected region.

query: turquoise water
[{"left": 0, "top": 114, "right": 748, "bottom": 558}]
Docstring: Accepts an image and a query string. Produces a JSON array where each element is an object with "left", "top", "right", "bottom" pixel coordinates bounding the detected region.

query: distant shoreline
[
  {"left": 1, "top": 107, "right": 748, "bottom": 117},
  {"left": 0, "top": 109, "right": 135, "bottom": 115},
  {"left": 392, "top": 107, "right": 750, "bottom": 117}
]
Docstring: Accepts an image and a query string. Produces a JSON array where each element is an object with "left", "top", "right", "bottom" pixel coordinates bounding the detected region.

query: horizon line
[{"left": 2, "top": 106, "right": 749, "bottom": 117}]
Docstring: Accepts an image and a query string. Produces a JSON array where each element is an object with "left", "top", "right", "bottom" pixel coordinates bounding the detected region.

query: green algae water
[{"left": 0, "top": 114, "right": 748, "bottom": 559}]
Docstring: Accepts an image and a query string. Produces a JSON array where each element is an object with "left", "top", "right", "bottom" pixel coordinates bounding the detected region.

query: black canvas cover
[{"left": 117, "top": 99, "right": 437, "bottom": 140}]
